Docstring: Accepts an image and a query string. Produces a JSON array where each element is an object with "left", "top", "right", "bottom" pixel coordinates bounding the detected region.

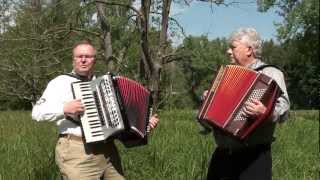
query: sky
[{"left": 170, "top": 1, "right": 282, "bottom": 45}]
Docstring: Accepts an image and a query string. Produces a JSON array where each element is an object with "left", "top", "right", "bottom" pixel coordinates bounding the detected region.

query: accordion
[
  {"left": 197, "top": 65, "right": 281, "bottom": 139},
  {"left": 71, "top": 73, "right": 152, "bottom": 147}
]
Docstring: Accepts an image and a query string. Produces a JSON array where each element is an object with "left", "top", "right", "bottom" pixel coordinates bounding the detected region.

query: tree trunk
[
  {"left": 31, "top": 0, "right": 41, "bottom": 11},
  {"left": 95, "top": 2, "right": 115, "bottom": 72},
  {"left": 138, "top": 0, "right": 172, "bottom": 112}
]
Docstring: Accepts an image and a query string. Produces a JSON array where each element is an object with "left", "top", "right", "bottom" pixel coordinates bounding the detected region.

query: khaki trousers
[{"left": 55, "top": 137, "right": 125, "bottom": 180}]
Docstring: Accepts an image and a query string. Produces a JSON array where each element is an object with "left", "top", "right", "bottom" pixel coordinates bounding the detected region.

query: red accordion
[
  {"left": 115, "top": 75, "right": 152, "bottom": 147},
  {"left": 197, "top": 65, "right": 281, "bottom": 139}
]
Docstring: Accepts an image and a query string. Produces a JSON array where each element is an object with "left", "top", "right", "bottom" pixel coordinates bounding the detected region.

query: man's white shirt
[{"left": 32, "top": 75, "right": 85, "bottom": 136}]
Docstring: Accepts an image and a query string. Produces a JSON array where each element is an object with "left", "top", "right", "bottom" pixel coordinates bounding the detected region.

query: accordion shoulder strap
[
  {"left": 254, "top": 64, "right": 285, "bottom": 95},
  {"left": 65, "top": 116, "right": 81, "bottom": 126},
  {"left": 254, "top": 64, "right": 282, "bottom": 72},
  {"left": 63, "top": 72, "right": 92, "bottom": 82}
]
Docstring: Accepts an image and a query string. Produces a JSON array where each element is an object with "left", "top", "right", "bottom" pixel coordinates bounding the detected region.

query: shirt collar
[
  {"left": 247, "top": 59, "right": 266, "bottom": 70},
  {"left": 70, "top": 70, "right": 95, "bottom": 81}
]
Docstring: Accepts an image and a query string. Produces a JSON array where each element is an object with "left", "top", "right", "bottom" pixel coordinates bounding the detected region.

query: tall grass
[
  {"left": 272, "top": 110, "right": 319, "bottom": 179},
  {"left": 0, "top": 111, "right": 59, "bottom": 180},
  {"left": 0, "top": 110, "right": 318, "bottom": 180},
  {"left": 119, "top": 110, "right": 213, "bottom": 180}
]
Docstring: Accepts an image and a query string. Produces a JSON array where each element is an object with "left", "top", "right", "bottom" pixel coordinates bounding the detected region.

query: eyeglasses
[{"left": 74, "top": 55, "right": 95, "bottom": 59}]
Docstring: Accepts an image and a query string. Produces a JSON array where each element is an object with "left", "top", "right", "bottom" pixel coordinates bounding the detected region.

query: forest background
[
  {"left": 0, "top": 0, "right": 318, "bottom": 111},
  {"left": 0, "top": 1, "right": 318, "bottom": 179}
]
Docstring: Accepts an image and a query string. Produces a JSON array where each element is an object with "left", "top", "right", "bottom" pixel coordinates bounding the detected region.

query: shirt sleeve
[
  {"left": 31, "top": 78, "right": 66, "bottom": 122},
  {"left": 263, "top": 68, "right": 290, "bottom": 123}
]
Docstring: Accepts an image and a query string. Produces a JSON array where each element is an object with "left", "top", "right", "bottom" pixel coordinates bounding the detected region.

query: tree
[
  {"left": 0, "top": 0, "right": 108, "bottom": 109},
  {"left": 172, "top": 36, "right": 229, "bottom": 108},
  {"left": 90, "top": 0, "right": 188, "bottom": 111},
  {"left": 0, "top": 0, "right": 186, "bottom": 111},
  {"left": 258, "top": 0, "right": 319, "bottom": 108},
  {"left": 0, "top": 0, "right": 68, "bottom": 109}
]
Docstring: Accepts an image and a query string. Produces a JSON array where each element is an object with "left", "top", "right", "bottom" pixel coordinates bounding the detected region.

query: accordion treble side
[
  {"left": 71, "top": 73, "right": 152, "bottom": 147},
  {"left": 197, "top": 65, "right": 281, "bottom": 139}
]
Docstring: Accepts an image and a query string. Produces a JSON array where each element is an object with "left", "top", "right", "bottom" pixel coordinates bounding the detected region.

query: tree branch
[{"left": 94, "top": 0, "right": 142, "bottom": 17}]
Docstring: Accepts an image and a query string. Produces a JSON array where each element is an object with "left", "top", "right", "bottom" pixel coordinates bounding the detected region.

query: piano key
[
  {"left": 83, "top": 96, "right": 94, "bottom": 100},
  {"left": 92, "top": 134, "right": 104, "bottom": 137},
  {"left": 87, "top": 116, "right": 99, "bottom": 119},
  {"left": 89, "top": 122, "right": 101, "bottom": 126},
  {"left": 83, "top": 101, "right": 95, "bottom": 105},
  {"left": 85, "top": 107, "right": 96, "bottom": 111},
  {"left": 90, "top": 125, "right": 102, "bottom": 129},
  {"left": 91, "top": 129, "right": 103, "bottom": 134},
  {"left": 86, "top": 117, "right": 99, "bottom": 122},
  {"left": 85, "top": 108, "right": 98, "bottom": 112}
]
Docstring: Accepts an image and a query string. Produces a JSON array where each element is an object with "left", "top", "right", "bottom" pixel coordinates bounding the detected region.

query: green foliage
[
  {"left": 160, "top": 64, "right": 200, "bottom": 109},
  {"left": 167, "top": 36, "right": 229, "bottom": 108},
  {"left": 0, "top": 0, "right": 318, "bottom": 110},
  {"left": 0, "top": 110, "right": 319, "bottom": 179},
  {"left": 272, "top": 0, "right": 319, "bottom": 42},
  {"left": 283, "top": 41, "right": 319, "bottom": 108},
  {"left": 0, "top": 1, "right": 83, "bottom": 106},
  {"left": 0, "top": 0, "right": 132, "bottom": 109},
  {"left": 257, "top": 0, "right": 276, "bottom": 12},
  {"left": 261, "top": 39, "right": 319, "bottom": 109},
  {"left": 257, "top": 0, "right": 319, "bottom": 108}
]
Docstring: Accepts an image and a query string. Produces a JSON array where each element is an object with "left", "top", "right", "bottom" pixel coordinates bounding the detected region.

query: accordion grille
[{"left": 205, "top": 65, "right": 258, "bottom": 126}]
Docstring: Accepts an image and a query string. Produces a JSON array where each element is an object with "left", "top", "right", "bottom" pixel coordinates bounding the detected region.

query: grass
[
  {"left": 272, "top": 110, "right": 319, "bottom": 179},
  {"left": 0, "top": 110, "right": 318, "bottom": 180}
]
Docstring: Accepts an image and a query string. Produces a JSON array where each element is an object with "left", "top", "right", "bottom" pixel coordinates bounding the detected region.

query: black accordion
[{"left": 71, "top": 73, "right": 152, "bottom": 147}]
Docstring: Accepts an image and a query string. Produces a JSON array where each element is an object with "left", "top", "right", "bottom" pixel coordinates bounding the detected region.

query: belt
[{"left": 59, "top": 134, "right": 83, "bottom": 142}]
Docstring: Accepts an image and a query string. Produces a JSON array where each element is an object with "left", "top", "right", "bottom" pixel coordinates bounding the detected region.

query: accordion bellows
[
  {"left": 72, "top": 73, "right": 152, "bottom": 147},
  {"left": 197, "top": 65, "right": 281, "bottom": 139}
]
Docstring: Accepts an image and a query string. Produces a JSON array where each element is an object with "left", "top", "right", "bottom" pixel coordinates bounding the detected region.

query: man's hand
[
  {"left": 63, "top": 99, "right": 85, "bottom": 119},
  {"left": 244, "top": 99, "right": 266, "bottom": 117},
  {"left": 148, "top": 114, "right": 159, "bottom": 130},
  {"left": 201, "top": 90, "right": 209, "bottom": 101}
]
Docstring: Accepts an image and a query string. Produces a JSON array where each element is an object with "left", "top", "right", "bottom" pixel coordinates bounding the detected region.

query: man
[
  {"left": 32, "top": 40, "right": 159, "bottom": 180},
  {"left": 205, "top": 28, "right": 290, "bottom": 180}
]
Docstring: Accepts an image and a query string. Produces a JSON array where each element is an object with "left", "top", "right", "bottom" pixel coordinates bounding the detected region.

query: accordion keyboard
[
  {"left": 72, "top": 82, "right": 106, "bottom": 142},
  {"left": 72, "top": 75, "right": 125, "bottom": 143}
]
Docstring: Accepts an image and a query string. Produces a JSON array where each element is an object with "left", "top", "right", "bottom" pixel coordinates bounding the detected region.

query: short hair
[
  {"left": 228, "top": 27, "right": 262, "bottom": 57},
  {"left": 72, "top": 39, "right": 96, "bottom": 55}
]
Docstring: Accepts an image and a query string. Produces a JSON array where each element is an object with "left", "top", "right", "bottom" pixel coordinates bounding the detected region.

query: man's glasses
[{"left": 74, "top": 55, "right": 95, "bottom": 59}]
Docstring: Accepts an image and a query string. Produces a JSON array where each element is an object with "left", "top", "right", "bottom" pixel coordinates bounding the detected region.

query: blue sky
[{"left": 170, "top": 1, "right": 282, "bottom": 44}]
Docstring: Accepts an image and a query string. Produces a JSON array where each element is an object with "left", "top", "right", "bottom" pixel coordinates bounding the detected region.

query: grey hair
[{"left": 228, "top": 27, "right": 262, "bottom": 58}]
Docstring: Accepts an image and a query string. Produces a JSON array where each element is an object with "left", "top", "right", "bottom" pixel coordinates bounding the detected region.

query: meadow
[{"left": 0, "top": 110, "right": 318, "bottom": 180}]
